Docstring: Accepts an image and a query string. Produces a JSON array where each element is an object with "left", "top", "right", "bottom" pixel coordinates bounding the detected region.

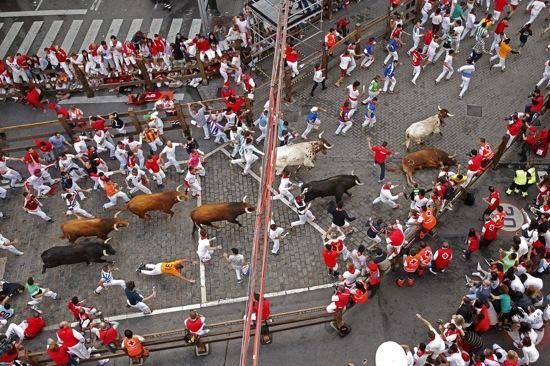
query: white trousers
[
  {"left": 28, "top": 289, "right": 57, "bottom": 305},
  {"left": 95, "top": 279, "right": 126, "bottom": 293},
  {"left": 412, "top": 65, "right": 422, "bottom": 83},
  {"left": 97, "top": 141, "right": 116, "bottom": 157},
  {"left": 361, "top": 55, "right": 374, "bottom": 68},
  {"left": 0, "top": 243, "right": 23, "bottom": 255},
  {"left": 335, "top": 121, "right": 352, "bottom": 135},
  {"left": 33, "top": 184, "right": 51, "bottom": 196},
  {"left": 273, "top": 189, "right": 294, "bottom": 202},
  {"left": 231, "top": 154, "right": 259, "bottom": 174},
  {"left": 287, "top": 60, "right": 299, "bottom": 77},
  {"left": 490, "top": 55, "right": 506, "bottom": 70},
  {"left": 383, "top": 76, "right": 396, "bottom": 92},
  {"left": 129, "top": 301, "right": 151, "bottom": 314},
  {"left": 436, "top": 66, "right": 454, "bottom": 82},
  {"left": 26, "top": 208, "right": 51, "bottom": 221},
  {"left": 459, "top": 76, "right": 471, "bottom": 98},
  {"left": 140, "top": 263, "right": 162, "bottom": 276},
  {"left": 2, "top": 169, "right": 22, "bottom": 187},
  {"left": 537, "top": 71, "right": 550, "bottom": 88},
  {"left": 291, "top": 211, "right": 315, "bottom": 227},
  {"left": 373, "top": 196, "right": 398, "bottom": 208},
  {"left": 103, "top": 191, "right": 130, "bottom": 209},
  {"left": 256, "top": 124, "right": 267, "bottom": 142},
  {"left": 130, "top": 183, "right": 152, "bottom": 195},
  {"left": 151, "top": 170, "right": 166, "bottom": 186},
  {"left": 362, "top": 90, "right": 379, "bottom": 104},
  {"left": 408, "top": 37, "right": 421, "bottom": 55},
  {"left": 67, "top": 205, "right": 94, "bottom": 218},
  {"left": 164, "top": 157, "right": 182, "bottom": 172},
  {"left": 147, "top": 138, "right": 163, "bottom": 152},
  {"left": 271, "top": 239, "right": 280, "bottom": 254},
  {"left": 384, "top": 51, "right": 398, "bottom": 65},
  {"left": 68, "top": 341, "right": 91, "bottom": 360},
  {"left": 214, "top": 131, "right": 229, "bottom": 144}
]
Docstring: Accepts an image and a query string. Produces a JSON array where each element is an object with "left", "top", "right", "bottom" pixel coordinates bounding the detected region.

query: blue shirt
[
  {"left": 366, "top": 103, "right": 376, "bottom": 117},
  {"left": 277, "top": 119, "right": 285, "bottom": 137},
  {"left": 257, "top": 113, "right": 268, "bottom": 128},
  {"left": 306, "top": 111, "right": 318, "bottom": 123},
  {"left": 384, "top": 63, "right": 395, "bottom": 78},
  {"left": 387, "top": 39, "right": 397, "bottom": 53},
  {"left": 363, "top": 42, "right": 375, "bottom": 56},
  {"left": 125, "top": 289, "right": 144, "bottom": 305}
]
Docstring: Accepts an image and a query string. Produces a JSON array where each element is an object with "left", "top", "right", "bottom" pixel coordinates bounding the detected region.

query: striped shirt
[
  {"left": 101, "top": 270, "right": 113, "bottom": 283},
  {"left": 474, "top": 26, "right": 488, "bottom": 40}
]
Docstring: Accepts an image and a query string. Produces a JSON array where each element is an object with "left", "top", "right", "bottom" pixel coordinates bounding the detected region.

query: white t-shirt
[
  {"left": 511, "top": 275, "right": 525, "bottom": 293},
  {"left": 527, "top": 309, "right": 544, "bottom": 330},
  {"left": 523, "top": 273, "right": 543, "bottom": 290},
  {"left": 425, "top": 326, "right": 445, "bottom": 357},
  {"left": 522, "top": 344, "right": 540, "bottom": 362},
  {"left": 447, "top": 352, "right": 465, "bottom": 366},
  {"left": 443, "top": 54, "right": 453, "bottom": 69},
  {"left": 228, "top": 254, "right": 244, "bottom": 270},
  {"left": 531, "top": 0, "right": 546, "bottom": 14},
  {"left": 431, "top": 13, "right": 442, "bottom": 25},
  {"left": 339, "top": 55, "right": 352, "bottom": 70},
  {"left": 197, "top": 239, "right": 211, "bottom": 258},
  {"left": 161, "top": 143, "right": 181, "bottom": 159},
  {"left": 342, "top": 270, "right": 359, "bottom": 286}
]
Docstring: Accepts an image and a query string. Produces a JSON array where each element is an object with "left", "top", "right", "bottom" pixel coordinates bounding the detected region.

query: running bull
[
  {"left": 126, "top": 184, "right": 188, "bottom": 219},
  {"left": 301, "top": 172, "right": 364, "bottom": 203},
  {"left": 275, "top": 132, "right": 333, "bottom": 175},
  {"left": 41, "top": 238, "right": 116, "bottom": 273},
  {"left": 191, "top": 196, "right": 255, "bottom": 238},
  {"left": 60, "top": 212, "right": 129, "bottom": 242},
  {"left": 401, "top": 148, "right": 457, "bottom": 186},
  {"left": 405, "top": 107, "right": 454, "bottom": 151}
]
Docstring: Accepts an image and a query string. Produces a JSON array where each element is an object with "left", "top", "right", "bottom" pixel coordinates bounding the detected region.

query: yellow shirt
[
  {"left": 160, "top": 260, "right": 183, "bottom": 277},
  {"left": 498, "top": 43, "right": 512, "bottom": 58}
]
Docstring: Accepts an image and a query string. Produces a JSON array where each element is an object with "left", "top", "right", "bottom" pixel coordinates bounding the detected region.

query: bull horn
[
  {"left": 447, "top": 113, "right": 454, "bottom": 117},
  {"left": 176, "top": 184, "right": 183, "bottom": 192},
  {"left": 323, "top": 143, "right": 333, "bottom": 150},
  {"left": 242, "top": 195, "right": 247, "bottom": 202},
  {"left": 355, "top": 180, "right": 365, "bottom": 186},
  {"left": 177, "top": 194, "right": 186, "bottom": 202},
  {"left": 448, "top": 153, "right": 457, "bottom": 159},
  {"left": 113, "top": 224, "right": 119, "bottom": 231},
  {"left": 114, "top": 210, "right": 122, "bottom": 218},
  {"left": 245, "top": 207, "right": 254, "bottom": 213},
  {"left": 351, "top": 170, "right": 355, "bottom": 176},
  {"left": 438, "top": 105, "right": 442, "bottom": 111},
  {"left": 318, "top": 131, "right": 324, "bottom": 139},
  {"left": 104, "top": 237, "right": 112, "bottom": 244},
  {"left": 302, "top": 187, "right": 309, "bottom": 194}
]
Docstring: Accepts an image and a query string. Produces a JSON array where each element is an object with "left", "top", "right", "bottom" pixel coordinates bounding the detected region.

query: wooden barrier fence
[{"left": 0, "top": 96, "right": 252, "bottom": 155}]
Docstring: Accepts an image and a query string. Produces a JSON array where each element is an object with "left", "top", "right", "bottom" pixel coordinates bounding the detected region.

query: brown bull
[
  {"left": 401, "top": 148, "right": 457, "bottom": 186},
  {"left": 126, "top": 185, "right": 188, "bottom": 219},
  {"left": 60, "top": 213, "right": 129, "bottom": 242},
  {"left": 191, "top": 196, "right": 255, "bottom": 238}
]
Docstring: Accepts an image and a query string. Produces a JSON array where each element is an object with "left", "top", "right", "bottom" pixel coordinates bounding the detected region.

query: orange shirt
[
  {"left": 498, "top": 42, "right": 512, "bottom": 58},
  {"left": 420, "top": 209, "right": 437, "bottom": 230},
  {"left": 160, "top": 260, "right": 183, "bottom": 277},
  {"left": 404, "top": 254, "right": 420, "bottom": 273},
  {"left": 103, "top": 181, "right": 117, "bottom": 197}
]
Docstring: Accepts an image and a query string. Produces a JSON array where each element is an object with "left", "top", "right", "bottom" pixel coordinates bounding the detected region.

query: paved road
[{"left": 1, "top": 0, "right": 550, "bottom": 363}]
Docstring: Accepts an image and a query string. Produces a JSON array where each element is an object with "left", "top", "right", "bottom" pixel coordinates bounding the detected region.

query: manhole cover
[{"left": 466, "top": 105, "right": 483, "bottom": 117}]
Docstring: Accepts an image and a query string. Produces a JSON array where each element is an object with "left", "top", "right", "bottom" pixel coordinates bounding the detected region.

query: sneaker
[
  {"left": 484, "top": 258, "right": 492, "bottom": 267},
  {"left": 472, "top": 271, "right": 482, "bottom": 278},
  {"left": 429, "top": 268, "right": 437, "bottom": 275},
  {"left": 30, "top": 306, "right": 43, "bottom": 314},
  {"left": 477, "top": 262, "right": 483, "bottom": 272}
]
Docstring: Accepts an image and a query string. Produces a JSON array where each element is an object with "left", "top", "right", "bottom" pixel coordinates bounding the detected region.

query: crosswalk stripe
[
  {"left": 0, "top": 24, "right": 3, "bottom": 31},
  {"left": 167, "top": 18, "right": 183, "bottom": 43},
  {"left": 188, "top": 18, "right": 201, "bottom": 39},
  {"left": 62, "top": 20, "right": 83, "bottom": 53},
  {"left": 125, "top": 19, "right": 142, "bottom": 42},
  {"left": 17, "top": 21, "right": 43, "bottom": 54},
  {"left": 148, "top": 18, "right": 163, "bottom": 37},
  {"left": 106, "top": 18, "right": 123, "bottom": 39},
  {"left": 38, "top": 20, "right": 62, "bottom": 56},
  {"left": 80, "top": 19, "right": 103, "bottom": 53},
  {"left": 0, "top": 22, "right": 23, "bottom": 59}
]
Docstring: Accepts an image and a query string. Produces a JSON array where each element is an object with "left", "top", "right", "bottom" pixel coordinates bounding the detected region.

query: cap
[{"left": 311, "top": 106, "right": 318, "bottom": 112}]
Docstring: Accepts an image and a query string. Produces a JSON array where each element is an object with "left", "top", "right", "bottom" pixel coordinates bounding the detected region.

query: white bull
[
  {"left": 275, "top": 133, "right": 333, "bottom": 175},
  {"left": 405, "top": 106, "right": 454, "bottom": 151}
]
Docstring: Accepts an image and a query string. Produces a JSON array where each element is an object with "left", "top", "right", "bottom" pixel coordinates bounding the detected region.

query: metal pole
[{"left": 197, "top": 0, "right": 209, "bottom": 35}]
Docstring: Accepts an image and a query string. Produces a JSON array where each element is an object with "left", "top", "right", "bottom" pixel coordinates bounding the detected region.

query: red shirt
[
  {"left": 494, "top": 0, "right": 508, "bottom": 12},
  {"left": 389, "top": 228, "right": 405, "bottom": 246},
  {"left": 35, "top": 139, "right": 53, "bottom": 153},
  {"left": 337, "top": 17, "right": 350, "bottom": 28},
  {"left": 494, "top": 20, "right": 508, "bottom": 34},
  {"left": 483, "top": 220, "right": 498, "bottom": 241},
  {"left": 57, "top": 327, "right": 79, "bottom": 347},
  {"left": 479, "top": 142, "right": 494, "bottom": 160},
  {"left": 423, "top": 31, "right": 433, "bottom": 46},
  {"left": 67, "top": 302, "right": 80, "bottom": 319},
  {"left": 0, "top": 345, "right": 18, "bottom": 362},
  {"left": 25, "top": 316, "right": 45, "bottom": 338},
  {"left": 24, "top": 197, "right": 39, "bottom": 211},
  {"left": 145, "top": 156, "right": 160, "bottom": 173},
  {"left": 55, "top": 48, "right": 68, "bottom": 62},
  {"left": 195, "top": 38, "right": 211, "bottom": 53},
  {"left": 153, "top": 38, "right": 166, "bottom": 53},
  {"left": 48, "top": 345, "right": 71, "bottom": 366},
  {"left": 226, "top": 97, "right": 244, "bottom": 113},
  {"left": 371, "top": 145, "right": 392, "bottom": 164},
  {"left": 185, "top": 317, "right": 204, "bottom": 333},
  {"left": 220, "top": 86, "right": 236, "bottom": 98},
  {"left": 433, "top": 247, "right": 453, "bottom": 269},
  {"left": 468, "top": 155, "right": 482, "bottom": 172},
  {"left": 473, "top": 305, "right": 491, "bottom": 333},
  {"left": 507, "top": 118, "right": 523, "bottom": 136},
  {"left": 99, "top": 326, "right": 118, "bottom": 345},
  {"left": 334, "top": 288, "right": 351, "bottom": 309},
  {"left": 531, "top": 95, "right": 544, "bottom": 113},
  {"left": 467, "top": 233, "right": 480, "bottom": 253},
  {"left": 322, "top": 249, "right": 338, "bottom": 268},
  {"left": 411, "top": 50, "right": 424, "bottom": 66},
  {"left": 285, "top": 47, "right": 299, "bottom": 62},
  {"left": 488, "top": 190, "right": 500, "bottom": 210},
  {"left": 251, "top": 298, "right": 271, "bottom": 321}
]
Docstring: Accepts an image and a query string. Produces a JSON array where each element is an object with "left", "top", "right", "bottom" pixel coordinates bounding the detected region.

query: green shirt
[
  {"left": 451, "top": 5, "right": 463, "bottom": 20},
  {"left": 500, "top": 294, "right": 511, "bottom": 314},
  {"left": 369, "top": 80, "right": 379, "bottom": 93},
  {"left": 500, "top": 252, "right": 517, "bottom": 272},
  {"left": 25, "top": 283, "right": 39, "bottom": 296}
]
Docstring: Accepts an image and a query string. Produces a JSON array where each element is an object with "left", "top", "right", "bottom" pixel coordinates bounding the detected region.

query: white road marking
[
  {"left": 93, "top": 0, "right": 103, "bottom": 11},
  {"left": 167, "top": 18, "right": 183, "bottom": 43},
  {"left": 0, "top": 22, "right": 23, "bottom": 59},
  {"left": 219, "top": 148, "right": 327, "bottom": 236},
  {"left": 0, "top": 10, "right": 87, "bottom": 17},
  {"left": 80, "top": 19, "right": 103, "bottom": 54},
  {"left": 106, "top": 19, "right": 123, "bottom": 39},
  {"left": 42, "top": 283, "right": 333, "bottom": 328},
  {"left": 38, "top": 20, "right": 63, "bottom": 56},
  {"left": 188, "top": 18, "right": 202, "bottom": 39},
  {"left": 0, "top": 24, "right": 3, "bottom": 31},
  {"left": 17, "top": 21, "right": 43, "bottom": 54},
  {"left": 148, "top": 18, "right": 163, "bottom": 37},
  {"left": 35, "top": 0, "right": 44, "bottom": 10},
  {"left": 90, "top": 0, "right": 99, "bottom": 10},
  {"left": 61, "top": 20, "right": 83, "bottom": 53},
  {"left": 125, "top": 19, "right": 143, "bottom": 42}
]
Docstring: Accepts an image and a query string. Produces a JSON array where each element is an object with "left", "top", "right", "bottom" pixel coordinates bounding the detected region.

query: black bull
[
  {"left": 301, "top": 174, "right": 364, "bottom": 203},
  {"left": 41, "top": 238, "right": 116, "bottom": 273}
]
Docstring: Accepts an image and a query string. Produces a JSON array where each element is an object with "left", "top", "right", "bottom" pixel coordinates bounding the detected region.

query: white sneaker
[{"left": 477, "top": 262, "right": 483, "bottom": 272}]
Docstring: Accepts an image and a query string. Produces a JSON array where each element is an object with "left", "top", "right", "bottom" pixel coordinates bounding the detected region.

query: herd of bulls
[{"left": 42, "top": 107, "right": 456, "bottom": 273}]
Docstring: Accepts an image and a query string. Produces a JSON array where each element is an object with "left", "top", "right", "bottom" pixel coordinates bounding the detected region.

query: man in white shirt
[
  {"left": 268, "top": 219, "right": 286, "bottom": 255},
  {"left": 160, "top": 140, "right": 183, "bottom": 173},
  {"left": 526, "top": 0, "right": 547, "bottom": 25},
  {"left": 435, "top": 49, "right": 454, "bottom": 83},
  {"left": 93, "top": 130, "right": 116, "bottom": 158},
  {"left": 373, "top": 183, "right": 403, "bottom": 209},
  {"left": 196, "top": 231, "right": 222, "bottom": 263},
  {"left": 126, "top": 168, "right": 151, "bottom": 195},
  {"left": 520, "top": 273, "right": 543, "bottom": 290},
  {"left": 0, "top": 234, "right": 23, "bottom": 256},
  {"left": 272, "top": 170, "right": 295, "bottom": 202},
  {"left": 109, "top": 36, "right": 124, "bottom": 72},
  {"left": 416, "top": 314, "right": 445, "bottom": 360}
]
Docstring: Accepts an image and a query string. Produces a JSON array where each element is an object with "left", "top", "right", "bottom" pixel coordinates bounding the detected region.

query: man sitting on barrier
[{"left": 122, "top": 329, "right": 148, "bottom": 363}]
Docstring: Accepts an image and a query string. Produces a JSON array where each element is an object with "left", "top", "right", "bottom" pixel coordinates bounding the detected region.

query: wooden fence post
[
  {"left": 354, "top": 23, "right": 362, "bottom": 55},
  {"left": 57, "top": 114, "right": 74, "bottom": 140},
  {"left": 174, "top": 103, "right": 191, "bottom": 137},
  {"left": 73, "top": 66, "right": 94, "bottom": 98},
  {"left": 415, "top": 0, "right": 423, "bottom": 23},
  {"left": 321, "top": 43, "right": 329, "bottom": 73},
  {"left": 244, "top": 97, "right": 253, "bottom": 126},
  {"left": 196, "top": 59, "right": 208, "bottom": 85},
  {"left": 323, "top": 0, "right": 333, "bottom": 20},
  {"left": 136, "top": 58, "right": 154, "bottom": 91},
  {"left": 128, "top": 107, "right": 143, "bottom": 133},
  {"left": 284, "top": 68, "right": 293, "bottom": 103}
]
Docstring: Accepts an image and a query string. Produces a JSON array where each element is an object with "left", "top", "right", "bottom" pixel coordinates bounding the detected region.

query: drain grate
[{"left": 466, "top": 105, "right": 483, "bottom": 117}]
